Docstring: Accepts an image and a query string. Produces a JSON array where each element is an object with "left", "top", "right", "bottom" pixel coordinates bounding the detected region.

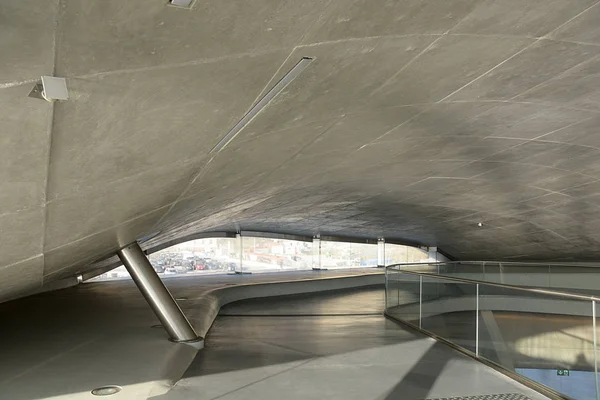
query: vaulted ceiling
[{"left": 3, "top": 0, "right": 600, "bottom": 301}]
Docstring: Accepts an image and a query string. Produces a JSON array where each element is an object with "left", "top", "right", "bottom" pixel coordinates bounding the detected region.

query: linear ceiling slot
[{"left": 210, "top": 57, "right": 314, "bottom": 154}]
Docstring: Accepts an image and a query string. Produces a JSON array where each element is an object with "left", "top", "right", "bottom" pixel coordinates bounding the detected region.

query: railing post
[
  {"left": 396, "top": 269, "right": 400, "bottom": 306},
  {"left": 384, "top": 266, "right": 388, "bottom": 308},
  {"left": 593, "top": 300, "right": 599, "bottom": 400},
  {"left": 419, "top": 275, "right": 423, "bottom": 329},
  {"left": 476, "top": 283, "right": 480, "bottom": 357},
  {"left": 482, "top": 261, "right": 486, "bottom": 281}
]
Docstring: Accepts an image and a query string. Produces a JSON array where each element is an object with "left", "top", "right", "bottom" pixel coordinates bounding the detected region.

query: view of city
[{"left": 90, "top": 236, "right": 431, "bottom": 280}]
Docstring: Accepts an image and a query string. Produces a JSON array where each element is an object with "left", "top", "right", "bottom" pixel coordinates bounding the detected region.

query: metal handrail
[
  {"left": 389, "top": 260, "right": 600, "bottom": 268},
  {"left": 386, "top": 265, "right": 600, "bottom": 302}
]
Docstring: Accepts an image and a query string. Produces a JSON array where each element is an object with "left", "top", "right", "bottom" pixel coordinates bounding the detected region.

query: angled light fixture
[
  {"left": 29, "top": 76, "right": 69, "bottom": 102},
  {"left": 210, "top": 57, "right": 314, "bottom": 154},
  {"left": 41, "top": 76, "right": 69, "bottom": 101},
  {"left": 168, "top": 0, "right": 195, "bottom": 8}
]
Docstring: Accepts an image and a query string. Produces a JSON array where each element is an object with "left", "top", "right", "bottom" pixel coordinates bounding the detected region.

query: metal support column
[
  {"left": 117, "top": 242, "right": 199, "bottom": 343},
  {"left": 236, "top": 233, "right": 243, "bottom": 273},
  {"left": 312, "top": 236, "right": 322, "bottom": 270},
  {"left": 377, "top": 238, "right": 385, "bottom": 268}
]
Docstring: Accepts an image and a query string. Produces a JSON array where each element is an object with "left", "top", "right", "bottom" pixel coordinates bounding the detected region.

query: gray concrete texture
[
  {"left": 0, "top": 270, "right": 382, "bottom": 400},
  {"left": 3, "top": 0, "right": 600, "bottom": 301}
]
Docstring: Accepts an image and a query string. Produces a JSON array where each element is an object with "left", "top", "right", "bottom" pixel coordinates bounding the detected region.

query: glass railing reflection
[
  {"left": 399, "top": 261, "right": 600, "bottom": 296},
  {"left": 385, "top": 265, "right": 600, "bottom": 400}
]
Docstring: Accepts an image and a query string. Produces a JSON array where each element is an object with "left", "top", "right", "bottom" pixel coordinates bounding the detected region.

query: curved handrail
[
  {"left": 386, "top": 264, "right": 600, "bottom": 302},
  {"left": 388, "top": 260, "right": 600, "bottom": 268}
]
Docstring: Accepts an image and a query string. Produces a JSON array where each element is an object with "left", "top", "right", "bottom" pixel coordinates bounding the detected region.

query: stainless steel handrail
[
  {"left": 391, "top": 260, "right": 600, "bottom": 268},
  {"left": 386, "top": 265, "right": 600, "bottom": 302}
]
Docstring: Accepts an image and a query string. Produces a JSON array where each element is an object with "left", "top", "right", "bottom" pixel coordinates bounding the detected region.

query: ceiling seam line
[
  {"left": 509, "top": 54, "right": 600, "bottom": 102},
  {"left": 40, "top": 0, "right": 62, "bottom": 286},
  {"left": 437, "top": 39, "right": 541, "bottom": 103},
  {"left": 369, "top": 35, "right": 446, "bottom": 96},
  {"left": 45, "top": 203, "right": 174, "bottom": 255},
  {"left": 152, "top": 37, "right": 320, "bottom": 230},
  {"left": 214, "top": 118, "right": 345, "bottom": 219},
  {"left": 543, "top": 0, "right": 600, "bottom": 38},
  {"left": 150, "top": 157, "right": 216, "bottom": 230}
]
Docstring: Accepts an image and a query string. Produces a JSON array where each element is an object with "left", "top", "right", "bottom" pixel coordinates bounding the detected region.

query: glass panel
[
  {"left": 89, "top": 237, "right": 240, "bottom": 281},
  {"left": 385, "top": 268, "right": 399, "bottom": 309},
  {"left": 241, "top": 237, "right": 312, "bottom": 273},
  {"left": 478, "top": 285, "right": 596, "bottom": 400},
  {"left": 436, "top": 262, "right": 483, "bottom": 280},
  {"left": 320, "top": 241, "right": 378, "bottom": 269},
  {"left": 154, "top": 237, "right": 239, "bottom": 275},
  {"left": 386, "top": 271, "right": 420, "bottom": 325},
  {"left": 420, "top": 276, "right": 477, "bottom": 353},
  {"left": 384, "top": 243, "right": 429, "bottom": 265},
  {"left": 550, "top": 266, "right": 600, "bottom": 296}
]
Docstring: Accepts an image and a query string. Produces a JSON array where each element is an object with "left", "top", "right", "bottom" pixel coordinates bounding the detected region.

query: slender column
[
  {"left": 117, "top": 242, "right": 199, "bottom": 343},
  {"left": 312, "top": 236, "right": 321, "bottom": 270},
  {"left": 236, "top": 233, "right": 243, "bottom": 273},
  {"left": 377, "top": 238, "right": 385, "bottom": 267}
]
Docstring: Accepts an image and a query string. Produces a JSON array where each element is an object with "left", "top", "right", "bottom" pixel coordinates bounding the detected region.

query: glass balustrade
[{"left": 385, "top": 264, "right": 600, "bottom": 400}]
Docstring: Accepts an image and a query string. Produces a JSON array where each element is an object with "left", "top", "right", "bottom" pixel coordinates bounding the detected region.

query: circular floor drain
[{"left": 91, "top": 386, "right": 122, "bottom": 396}]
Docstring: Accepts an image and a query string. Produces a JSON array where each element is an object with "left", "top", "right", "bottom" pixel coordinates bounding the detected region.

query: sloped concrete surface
[
  {"left": 0, "top": 269, "right": 381, "bottom": 400},
  {"left": 4, "top": 1, "right": 600, "bottom": 301},
  {"left": 153, "top": 284, "right": 548, "bottom": 400}
]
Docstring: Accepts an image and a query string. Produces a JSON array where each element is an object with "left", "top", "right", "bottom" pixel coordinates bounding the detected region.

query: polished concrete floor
[
  {"left": 0, "top": 269, "right": 379, "bottom": 400},
  {"left": 154, "top": 288, "right": 548, "bottom": 400}
]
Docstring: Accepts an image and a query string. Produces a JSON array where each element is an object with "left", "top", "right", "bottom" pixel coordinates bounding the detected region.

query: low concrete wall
[{"left": 182, "top": 273, "right": 384, "bottom": 342}]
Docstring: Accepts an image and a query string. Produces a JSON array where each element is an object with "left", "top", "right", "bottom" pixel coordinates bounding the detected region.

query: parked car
[
  {"left": 164, "top": 267, "right": 177, "bottom": 275},
  {"left": 151, "top": 261, "right": 165, "bottom": 273}
]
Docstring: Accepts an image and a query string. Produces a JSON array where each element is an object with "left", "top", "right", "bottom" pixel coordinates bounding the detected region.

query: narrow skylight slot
[{"left": 210, "top": 57, "right": 314, "bottom": 154}]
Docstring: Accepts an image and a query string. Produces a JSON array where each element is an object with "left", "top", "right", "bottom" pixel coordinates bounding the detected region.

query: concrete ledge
[{"left": 181, "top": 273, "right": 384, "bottom": 344}]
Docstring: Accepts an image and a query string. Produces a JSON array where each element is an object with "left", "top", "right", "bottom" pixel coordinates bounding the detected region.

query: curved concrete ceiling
[{"left": 3, "top": 0, "right": 600, "bottom": 301}]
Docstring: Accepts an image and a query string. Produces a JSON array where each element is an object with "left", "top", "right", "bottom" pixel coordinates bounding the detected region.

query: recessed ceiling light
[
  {"left": 91, "top": 386, "right": 122, "bottom": 396},
  {"left": 168, "top": 0, "right": 195, "bottom": 8},
  {"left": 210, "top": 57, "right": 314, "bottom": 154}
]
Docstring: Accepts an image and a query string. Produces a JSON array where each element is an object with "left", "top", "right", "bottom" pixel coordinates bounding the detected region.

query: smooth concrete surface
[
  {"left": 0, "top": 269, "right": 381, "bottom": 400},
  {"left": 6, "top": 1, "right": 600, "bottom": 302},
  {"left": 153, "top": 287, "right": 548, "bottom": 400}
]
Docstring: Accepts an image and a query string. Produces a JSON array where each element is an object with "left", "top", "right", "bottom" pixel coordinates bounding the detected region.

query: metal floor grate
[{"left": 425, "top": 394, "right": 531, "bottom": 400}]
